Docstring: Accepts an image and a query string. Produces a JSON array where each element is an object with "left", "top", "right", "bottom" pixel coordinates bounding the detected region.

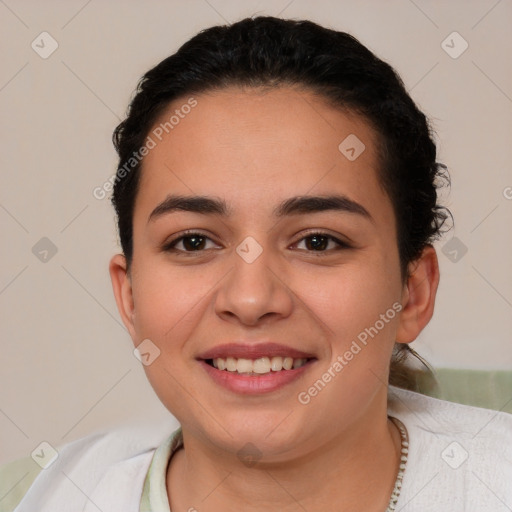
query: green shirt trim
[{"left": 139, "top": 427, "right": 183, "bottom": 512}]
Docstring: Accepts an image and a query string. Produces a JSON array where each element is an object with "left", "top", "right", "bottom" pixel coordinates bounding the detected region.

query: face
[{"left": 110, "top": 86, "right": 436, "bottom": 461}]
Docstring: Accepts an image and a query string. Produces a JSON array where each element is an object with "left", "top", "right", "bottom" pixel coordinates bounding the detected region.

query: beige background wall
[{"left": 1, "top": 0, "right": 511, "bottom": 464}]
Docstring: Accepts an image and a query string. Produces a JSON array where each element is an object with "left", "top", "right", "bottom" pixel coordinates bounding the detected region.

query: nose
[{"left": 214, "top": 243, "right": 294, "bottom": 327}]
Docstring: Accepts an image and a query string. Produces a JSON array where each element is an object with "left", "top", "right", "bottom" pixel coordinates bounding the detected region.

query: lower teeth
[{"left": 237, "top": 372, "right": 261, "bottom": 376}]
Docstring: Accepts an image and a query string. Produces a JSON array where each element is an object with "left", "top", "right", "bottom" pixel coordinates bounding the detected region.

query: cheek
[
  {"left": 299, "top": 264, "right": 401, "bottom": 415},
  {"left": 129, "top": 265, "right": 215, "bottom": 416},
  {"left": 130, "top": 264, "right": 213, "bottom": 347},
  {"left": 309, "top": 257, "right": 402, "bottom": 361}
]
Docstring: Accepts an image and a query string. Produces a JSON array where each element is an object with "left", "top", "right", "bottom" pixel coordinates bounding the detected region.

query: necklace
[{"left": 386, "top": 416, "right": 409, "bottom": 512}]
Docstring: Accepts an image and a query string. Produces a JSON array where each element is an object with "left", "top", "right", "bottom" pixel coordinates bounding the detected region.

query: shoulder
[
  {"left": 0, "top": 420, "right": 176, "bottom": 512},
  {"left": 388, "top": 385, "right": 512, "bottom": 511},
  {"left": 388, "top": 384, "right": 512, "bottom": 437}
]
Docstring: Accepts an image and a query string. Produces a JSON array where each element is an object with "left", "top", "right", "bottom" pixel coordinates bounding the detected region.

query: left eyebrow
[
  {"left": 147, "top": 194, "right": 373, "bottom": 223},
  {"left": 273, "top": 195, "right": 373, "bottom": 222}
]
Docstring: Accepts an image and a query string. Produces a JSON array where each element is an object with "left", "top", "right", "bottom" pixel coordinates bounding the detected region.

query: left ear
[{"left": 396, "top": 245, "right": 440, "bottom": 344}]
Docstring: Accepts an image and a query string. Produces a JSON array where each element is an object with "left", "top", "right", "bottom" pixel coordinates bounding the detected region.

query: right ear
[{"left": 109, "top": 254, "right": 136, "bottom": 340}]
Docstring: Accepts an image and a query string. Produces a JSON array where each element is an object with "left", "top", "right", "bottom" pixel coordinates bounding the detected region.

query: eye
[
  {"left": 163, "top": 231, "right": 219, "bottom": 253},
  {"left": 163, "top": 230, "right": 352, "bottom": 254},
  {"left": 293, "top": 232, "right": 351, "bottom": 252}
]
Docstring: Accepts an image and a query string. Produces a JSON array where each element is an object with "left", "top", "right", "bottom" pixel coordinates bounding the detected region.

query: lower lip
[{"left": 199, "top": 360, "right": 314, "bottom": 394}]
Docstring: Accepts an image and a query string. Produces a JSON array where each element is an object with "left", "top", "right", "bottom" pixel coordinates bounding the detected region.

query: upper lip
[{"left": 197, "top": 342, "right": 316, "bottom": 360}]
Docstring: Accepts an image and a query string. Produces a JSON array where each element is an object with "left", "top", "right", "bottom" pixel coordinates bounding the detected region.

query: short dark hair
[{"left": 111, "top": 15, "right": 451, "bottom": 391}]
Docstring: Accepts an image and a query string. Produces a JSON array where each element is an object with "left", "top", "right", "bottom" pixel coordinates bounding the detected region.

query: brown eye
[
  {"left": 294, "top": 232, "right": 351, "bottom": 252},
  {"left": 163, "top": 232, "right": 218, "bottom": 253}
]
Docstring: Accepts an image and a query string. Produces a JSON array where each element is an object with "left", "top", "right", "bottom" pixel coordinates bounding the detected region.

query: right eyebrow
[{"left": 148, "top": 195, "right": 231, "bottom": 223}]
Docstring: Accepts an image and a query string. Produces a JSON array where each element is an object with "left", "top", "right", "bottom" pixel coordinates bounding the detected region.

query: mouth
[{"left": 197, "top": 343, "right": 317, "bottom": 394}]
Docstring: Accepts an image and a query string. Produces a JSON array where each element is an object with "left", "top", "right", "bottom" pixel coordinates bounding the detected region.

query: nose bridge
[{"left": 214, "top": 237, "right": 293, "bottom": 325}]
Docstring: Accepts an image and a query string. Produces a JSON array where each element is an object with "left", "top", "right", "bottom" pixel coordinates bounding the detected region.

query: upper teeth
[{"left": 212, "top": 356, "right": 308, "bottom": 374}]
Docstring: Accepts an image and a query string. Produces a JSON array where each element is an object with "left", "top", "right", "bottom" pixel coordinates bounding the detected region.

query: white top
[{"left": 2, "top": 385, "right": 511, "bottom": 511}]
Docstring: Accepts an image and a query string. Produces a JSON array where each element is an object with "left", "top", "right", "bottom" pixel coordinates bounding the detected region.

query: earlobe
[
  {"left": 396, "top": 245, "right": 440, "bottom": 344},
  {"left": 109, "top": 254, "right": 136, "bottom": 338}
]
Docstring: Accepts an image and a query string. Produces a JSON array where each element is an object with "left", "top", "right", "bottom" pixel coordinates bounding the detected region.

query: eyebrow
[{"left": 148, "top": 194, "right": 373, "bottom": 223}]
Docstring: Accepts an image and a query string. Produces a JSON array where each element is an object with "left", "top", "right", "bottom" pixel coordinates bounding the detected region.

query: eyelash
[{"left": 162, "top": 230, "right": 352, "bottom": 255}]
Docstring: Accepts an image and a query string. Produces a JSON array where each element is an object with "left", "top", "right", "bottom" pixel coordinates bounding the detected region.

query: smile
[
  {"left": 197, "top": 342, "right": 317, "bottom": 394},
  {"left": 208, "top": 356, "right": 309, "bottom": 374}
]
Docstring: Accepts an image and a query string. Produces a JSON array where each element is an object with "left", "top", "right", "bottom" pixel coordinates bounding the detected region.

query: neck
[{"left": 167, "top": 392, "right": 402, "bottom": 511}]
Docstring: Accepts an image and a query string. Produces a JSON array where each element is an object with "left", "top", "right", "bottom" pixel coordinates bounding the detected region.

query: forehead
[{"left": 134, "top": 86, "right": 391, "bottom": 224}]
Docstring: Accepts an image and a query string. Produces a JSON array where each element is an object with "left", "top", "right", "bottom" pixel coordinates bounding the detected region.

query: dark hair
[{"left": 111, "top": 16, "right": 451, "bottom": 392}]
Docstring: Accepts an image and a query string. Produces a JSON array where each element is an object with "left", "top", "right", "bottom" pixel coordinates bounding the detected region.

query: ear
[
  {"left": 109, "top": 254, "right": 137, "bottom": 340},
  {"left": 396, "top": 245, "right": 440, "bottom": 344}
]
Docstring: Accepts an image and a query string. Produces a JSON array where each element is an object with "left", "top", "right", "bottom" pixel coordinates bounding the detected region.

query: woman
[{"left": 2, "top": 15, "right": 511, "bottom": 512}]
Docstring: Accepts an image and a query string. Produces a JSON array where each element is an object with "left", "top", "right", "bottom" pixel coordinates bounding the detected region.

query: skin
[{"left": 110, "top": 86, "right": 439, "bottom": 511}]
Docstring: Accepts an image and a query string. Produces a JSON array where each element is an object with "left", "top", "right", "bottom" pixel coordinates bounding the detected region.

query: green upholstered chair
[{"left": 415, "top": 368, "right": 512, "bottom": 414}]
